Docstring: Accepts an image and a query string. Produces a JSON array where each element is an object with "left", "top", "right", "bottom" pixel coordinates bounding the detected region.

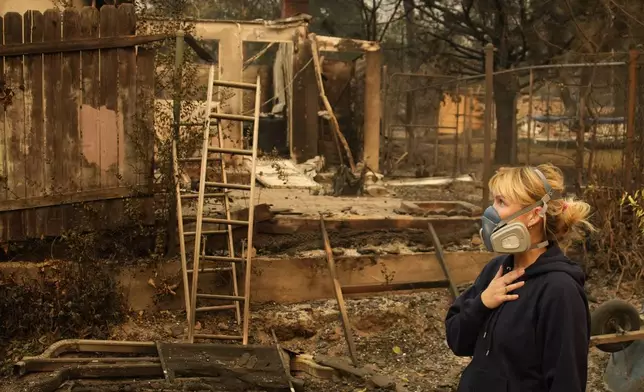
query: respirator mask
[{"left": 480, "top": 168, "right": 555, "bottom": 254}]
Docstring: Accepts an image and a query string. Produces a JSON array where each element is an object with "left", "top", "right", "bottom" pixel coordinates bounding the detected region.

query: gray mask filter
[{"left": 479, "top": 168, "right": 555, "bottom": 254}]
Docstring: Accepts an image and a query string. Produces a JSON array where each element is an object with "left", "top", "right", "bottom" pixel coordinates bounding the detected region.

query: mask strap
[
  {"left": 530, "top": 240, "right": 549, "bottom": 250},
  {"left": 496, "top": 167, "right": 555, "bottom": 228}
]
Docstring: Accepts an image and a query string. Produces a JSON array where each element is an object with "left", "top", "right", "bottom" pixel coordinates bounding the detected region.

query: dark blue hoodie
[{"left": 445, "top": 245, "right": 590, "bottom": 392}]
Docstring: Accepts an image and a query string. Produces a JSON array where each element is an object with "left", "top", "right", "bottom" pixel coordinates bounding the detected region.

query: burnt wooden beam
[
  {"left": 341, "top": 280, "right": 449, "bottom": 295},
  {"left": 0, "top": 186, "right": 152, "bottom": 213},
  {"left": 0, "top": 34, "right": 171, "bottom": 57},
  {"left": 184, "top": 34, "right": 215, "bottom": 63}
]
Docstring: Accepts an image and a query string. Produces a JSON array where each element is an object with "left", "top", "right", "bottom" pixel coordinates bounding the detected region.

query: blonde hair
[{"left": 489, "top": 163, "right": 594, "bottom": 247}]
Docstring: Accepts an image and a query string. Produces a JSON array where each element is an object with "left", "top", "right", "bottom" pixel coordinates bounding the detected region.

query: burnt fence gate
[{"left": 0, "top": 4, "right": 156, "bottom": 243}]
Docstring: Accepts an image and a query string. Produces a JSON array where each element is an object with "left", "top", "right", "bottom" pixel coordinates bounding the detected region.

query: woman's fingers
[
  {"left": 501, "top": 294, "right": 520, "bottom": 302},
  {"left": 502, "top": 268, "right": 525, "bottom": 285},
  {"left": 504, "top": 281, "right": 525, "bottom": 293}
]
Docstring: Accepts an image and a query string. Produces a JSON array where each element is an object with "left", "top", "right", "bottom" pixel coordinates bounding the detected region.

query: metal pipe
[
  {"left": 482, "top": 44, "right": 494, "bottom": 207},
  {"left": 527, "top": 69, "right": 534, "bottom": 165},
  {"left": 403, "top": 61, "right": 628, "bottom": 95},
  {"left": 625, "top": 50, "right": 638, "bottom": 193},
  {"left": 168, "top": 29, "right": 186, "bottom": 257}
]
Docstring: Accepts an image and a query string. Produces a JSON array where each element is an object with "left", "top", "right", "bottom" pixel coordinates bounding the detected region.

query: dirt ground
[{"left": 3, "top": 267, "right": 638, "bottom": 392}]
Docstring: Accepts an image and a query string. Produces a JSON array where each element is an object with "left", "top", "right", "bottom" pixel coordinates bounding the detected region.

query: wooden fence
[{"left": 0, "top": 4, "right": 156, "bottom": 242}]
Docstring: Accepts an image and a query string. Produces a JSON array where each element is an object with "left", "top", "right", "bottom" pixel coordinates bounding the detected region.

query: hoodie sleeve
[
  {"left": 537, "top": 275, "right": 590, "bottom": 392},
  {"left": 444, "top": 260, "right": 497, "bottom": 356}
]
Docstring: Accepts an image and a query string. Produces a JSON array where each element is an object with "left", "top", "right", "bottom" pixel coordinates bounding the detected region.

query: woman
[{"left": 445, "top": 164, "right": 593, "bottom": 392}]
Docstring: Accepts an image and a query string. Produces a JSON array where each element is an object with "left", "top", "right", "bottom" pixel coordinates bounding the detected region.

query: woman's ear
[{"left": 529, "top": 208, "right": 543, "bottom": 227}]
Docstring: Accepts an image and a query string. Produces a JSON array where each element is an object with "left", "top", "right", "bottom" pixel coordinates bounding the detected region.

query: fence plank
[
  {"left": 99, "top": 5, "right": 120, "bottom": 189},
  {"left": 4, "top": 12, "right": 26, "bottom": 241},
  {"left": 80, "top": 6, "right": 101, "bottom": 191},
  {"left": 43, "top": 9, "right": 63, "bottom": 236},
  {"left": 62, "top": 8, "right": 82, "bottom": 193},
  {"left": 24, "top": 10, "right": 46, "bottom": 239},
  {"left": 4, "top": 12, "right": 26, "bottom": 202},
  {"left": 117, "top": 3, "right": 138, "bottom": 186},
  {"left": 136, "top": 47, "right": 155, "bottom": 190},
  {"left": 62, "top": 8, "right": 83, "bottom": 231}
]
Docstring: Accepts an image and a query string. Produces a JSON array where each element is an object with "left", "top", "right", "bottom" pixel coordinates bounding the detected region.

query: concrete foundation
[{"left": 0, "top": 251, "right": 493, "bottom": 311}]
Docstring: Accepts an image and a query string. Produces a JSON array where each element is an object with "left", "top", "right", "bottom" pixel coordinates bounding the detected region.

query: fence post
[
  {"left": 527, "top": 69, "right": 533, "bottom": 165},
  {"left": 167, "top": 30, "right": 186, "bottom": 256},
  {"left": 482, "top": 43, "right": 494, "bottom": 207},
  {"left": 453, "top": 82, "right": 460, "bottom": 177},
  {"left": 364, "top": 48, "right": 382, "bottom": 173},
  {"left": 626, "top": 49, "right": 638, "bottom": 193}
]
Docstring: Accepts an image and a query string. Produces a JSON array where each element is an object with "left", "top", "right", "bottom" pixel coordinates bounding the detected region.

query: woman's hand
[{"left": 481, "top": 266, "right": 526, "bottom": 309}]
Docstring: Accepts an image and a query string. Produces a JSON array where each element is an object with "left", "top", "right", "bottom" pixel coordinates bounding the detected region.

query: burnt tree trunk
[{"left": 493, "top": 80, "right": 518, "bottom": 165}]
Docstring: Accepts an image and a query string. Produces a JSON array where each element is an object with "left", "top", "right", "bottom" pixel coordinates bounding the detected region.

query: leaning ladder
[{"left": 172, "top": 64, "right": 261, "bottom": 345}]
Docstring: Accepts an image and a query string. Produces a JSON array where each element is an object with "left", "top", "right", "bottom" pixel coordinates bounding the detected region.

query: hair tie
[{"left": 562, "top": 202, "right": 569, "bottom": 212}]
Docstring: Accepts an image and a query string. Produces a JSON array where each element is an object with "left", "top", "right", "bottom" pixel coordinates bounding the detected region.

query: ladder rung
[
  {"left": 180, "top": 193, "right": 228, "bottom": 199},
  {"left": 194, "top": 333, "right": 243, "bottom": 341},
  {"left": 195, "top": 304, "right": 237, "bottom": 312},
  {"left": 187, "top": 267, "right": 233, "bottom": 274},
  {"left": 207, "top": 146, "right": 253, "bottom": 156},
  {"left": 210, "top": 113, "right": 254, "bottom": 122},
  {"left": 204, "top": 182, "right": 251, "bottom": 191},
  {"left": 182, "top": 217, "right": 248, "bottom": 226},
  {"left": 197, "top": 294, "right": 245, "bottom": 301},
  {"left": 213, "top": 80, "right": 257, "bottom": 90},
  {"left": 184, "top": 230, "right": 228, "bottom": 236},
  {"left": 203, "top": 217, "right": 249, "bottom": 226},
  {"left": 178, "top": 157, "right": 212, "bottom": 163},
  {"left": 202, "top": 255, "right": 245, "bottom": 263}
]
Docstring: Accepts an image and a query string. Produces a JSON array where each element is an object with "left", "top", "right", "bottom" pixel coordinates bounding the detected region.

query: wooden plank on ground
[
  {"left": 428, "top": 222, "right": 459, "bottom": 301},
  {"left": 80, "top": 6, "right": 101, "bottom": 191},
  {"left": 43, "top": 9, "right": 63, "bottom": 236},
  {"left": 99, "top": 5, "right": 119, "bottom": 189},
  {"left": 23, "top": 10, "right": 46, "bottom": 238},
  {"left": 319, "top": 216, "right": 358, "bottom": 366},
  {"left": 590, "top": 330, "right": 644, "bottom": 347},
  {"left": 117, "top": 3, "right": 138, "bottom": 186},
  {"left": 250, "top": 252, "right": 493, "bottom": 303},
  {"left": 135, "top": 47, "right": 155, "bottom": 191},
  {"left": 257, "top": 216, "right": 479, "bottom": 244},
  {"left": 4, "top": 12, "right": 26, "bottom": 241}
]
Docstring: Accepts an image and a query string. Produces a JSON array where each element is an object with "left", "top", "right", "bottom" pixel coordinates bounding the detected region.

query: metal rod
[
  {"left": 210, "top": 112, "right": 255, "bottom": 122},
  {"left": 213, "top": 79, "right": 257, "bottom": 90},
  {"left": 527, "top": 69, "right": 534, "bottom": 165},
  {"left": 453, "top": 83, "right": 460, "bottom": 178},
  {"left": 482, "top": 44, "right": 494, "bottom": 207},
  {"left": 204, "top": 182, "right": 252, "bottom": 191},
  {"left": 403, "top": 61, "right": 628, "bottom": 94},
  {"left": 208, "top": 146, "right": 253, "bottom": 156},
  {"left": 625, "top": 49, "right": 638, "bottom": 193},
  {"left": 168, "top": 29, "right": 186, "bottom": 257}
]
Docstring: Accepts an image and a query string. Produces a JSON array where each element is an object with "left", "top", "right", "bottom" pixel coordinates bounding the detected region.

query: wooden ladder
[{"left": 172, "top": 64, "right": 261, "bottom": 345}]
